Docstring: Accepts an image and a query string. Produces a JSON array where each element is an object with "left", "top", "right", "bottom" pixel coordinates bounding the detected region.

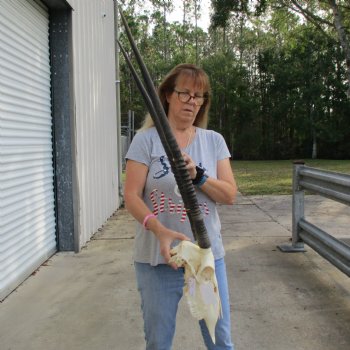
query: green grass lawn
[{"left": 233, "top": 159, "right": 350, "bottom": 195}]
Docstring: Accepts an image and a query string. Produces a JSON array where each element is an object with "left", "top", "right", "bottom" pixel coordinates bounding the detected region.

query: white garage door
[{"left": 0, "top": 0, "right": 56, "bottom": 300}]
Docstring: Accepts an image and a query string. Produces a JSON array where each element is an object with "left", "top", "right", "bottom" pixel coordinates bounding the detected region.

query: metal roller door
[{"left": 0, "top": 0, "right": 56, "bottom": 300}]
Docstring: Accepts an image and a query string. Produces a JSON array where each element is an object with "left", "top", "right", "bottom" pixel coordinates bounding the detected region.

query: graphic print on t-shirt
[
  {"left": 150, "top": 156, "right": 210, "bottom": 222},
  {"left": 153, "top": 156, "right": 170, "bottom": 179}
]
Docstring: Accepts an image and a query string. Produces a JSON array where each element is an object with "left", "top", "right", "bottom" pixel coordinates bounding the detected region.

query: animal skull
[{"left": 169, "top": 241, "right": 221, "bottom": 344}]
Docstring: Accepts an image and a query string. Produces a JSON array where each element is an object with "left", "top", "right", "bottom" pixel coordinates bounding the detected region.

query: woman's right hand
[{"left": 152, "top": 226, "right": 189, "bottom": 269}]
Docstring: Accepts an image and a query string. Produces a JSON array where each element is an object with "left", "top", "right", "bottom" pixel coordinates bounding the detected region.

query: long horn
[
  {"left": 118, "top": 40, "right": 194, "bottom": 231},
  {"left": 117, "top": 40, "right": 171, "bottom": 160},
  {"left": 118, "top": 8, "right": 210, "bottom": 249}
]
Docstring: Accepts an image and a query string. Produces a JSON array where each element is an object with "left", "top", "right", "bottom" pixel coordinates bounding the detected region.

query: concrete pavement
[{"left": 0, "top": 194, "right": 349, "bottom": 350}]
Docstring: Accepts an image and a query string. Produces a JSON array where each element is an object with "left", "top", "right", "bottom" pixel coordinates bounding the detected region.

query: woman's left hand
[
  {"left": 182, "top": 154, "right": 238, "bottom": 205},
  {"left": 182, "top": 152, "right": 197, "bottom": 180}
]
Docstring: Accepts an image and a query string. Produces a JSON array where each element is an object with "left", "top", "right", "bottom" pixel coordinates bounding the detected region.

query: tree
[
  {"left": 211, "top": 0, "right": 350, "bottom": 98},
  {"left": 150, "top": 0, "right": 174, "bottom": 60},
  {"left": 118, "top": 0, "right": 350, "bottom": 159}
]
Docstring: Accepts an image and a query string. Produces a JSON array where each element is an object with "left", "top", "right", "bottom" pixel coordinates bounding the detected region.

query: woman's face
[{"left": 166, "top": 75, "right": 204, "bottom": 126}]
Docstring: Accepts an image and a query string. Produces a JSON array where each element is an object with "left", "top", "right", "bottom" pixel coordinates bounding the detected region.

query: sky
[
  {"left": 134, "top": 0, "right": 212, "bottom": 32},
  {"left": 168, "top": 0, "right": 212, "bottom": 31}
]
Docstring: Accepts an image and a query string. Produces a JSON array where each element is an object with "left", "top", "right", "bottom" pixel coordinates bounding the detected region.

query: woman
[{"left": 124, "top": 63, "right": 237, "bottom": 350}]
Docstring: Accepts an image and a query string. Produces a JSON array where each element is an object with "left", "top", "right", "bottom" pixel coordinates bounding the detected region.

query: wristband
[
  {"left": 196, "top": 174, "right": 208, "bottom": 187},
  {"left": 192, "top": 166, "right": 205, "bottom": 185},
  {"left": 142, "top": 213, "right": 156, "bottom": 229}
]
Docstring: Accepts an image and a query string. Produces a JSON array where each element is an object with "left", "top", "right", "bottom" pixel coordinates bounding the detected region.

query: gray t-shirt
[{"left": 125, "top": 126, "right": 231, "bottom": 266}]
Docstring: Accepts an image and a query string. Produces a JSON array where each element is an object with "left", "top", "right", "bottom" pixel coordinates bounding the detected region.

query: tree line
[{"left": 119, "top": 0, "right": 350, "bottom": 160}]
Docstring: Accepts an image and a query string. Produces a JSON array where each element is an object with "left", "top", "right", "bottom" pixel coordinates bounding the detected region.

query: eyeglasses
[{"left": 173, "top": 89, "right": 206, "bottom": 106}]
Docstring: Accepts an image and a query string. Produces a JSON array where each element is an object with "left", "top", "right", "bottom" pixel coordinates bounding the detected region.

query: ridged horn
[{"left": 118, "top": 8, "right": 210, "bottom": 249}]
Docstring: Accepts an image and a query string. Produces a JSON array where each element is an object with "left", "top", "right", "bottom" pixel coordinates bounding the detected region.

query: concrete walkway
[{"left": 0, "top": 194, "right": 350, "bottom": 350}]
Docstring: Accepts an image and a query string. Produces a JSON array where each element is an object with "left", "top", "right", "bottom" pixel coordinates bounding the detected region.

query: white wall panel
[
  {"left": 70, "top": 0, "right": 119, "bottom": 247},
  {"left": 0, "top": 0, "right": 56, "bottom": 300}
]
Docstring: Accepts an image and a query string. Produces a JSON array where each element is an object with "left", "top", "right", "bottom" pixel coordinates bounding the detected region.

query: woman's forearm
[
  {"left": 124, "top": 193, "right": 152, "bottom": 225},
  {"left": 198, "top": 177, "right": 237, "bottom": 205},
  {"left": 124, "top": 193, "right": 165, "bottom": 236}
]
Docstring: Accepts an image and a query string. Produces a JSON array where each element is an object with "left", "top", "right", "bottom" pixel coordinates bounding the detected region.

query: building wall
[
  {"left": 0, "top": 0, "right": 57, "bottom": 301},
  {"left": 0, "top": 0, "right": 120, "bottom": 300},
  {"left": 69, "top": 0, "right": 120, "bottom": 248}
]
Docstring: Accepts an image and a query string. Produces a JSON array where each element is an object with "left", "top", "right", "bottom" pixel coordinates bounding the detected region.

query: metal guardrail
[{"left": 278, "top": 161, "right": 350, "bottom": 277}]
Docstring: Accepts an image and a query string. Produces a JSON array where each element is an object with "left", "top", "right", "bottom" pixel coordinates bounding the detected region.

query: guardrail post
[
  {"left": 292, "top": 161, "right": 306, "bottom": 250},
  {"left": 278, "top": 160, "right": 306, "bottom": 252}
]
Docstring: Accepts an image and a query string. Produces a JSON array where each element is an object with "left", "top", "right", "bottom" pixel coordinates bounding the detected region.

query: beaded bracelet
[{"left": 143, "top": 213, "right": 156, "bottom": 229}]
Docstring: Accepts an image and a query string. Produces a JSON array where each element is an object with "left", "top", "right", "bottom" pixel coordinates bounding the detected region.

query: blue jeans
[{"left": 135, "top": 258, "right": 234, "bottom": 350}]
